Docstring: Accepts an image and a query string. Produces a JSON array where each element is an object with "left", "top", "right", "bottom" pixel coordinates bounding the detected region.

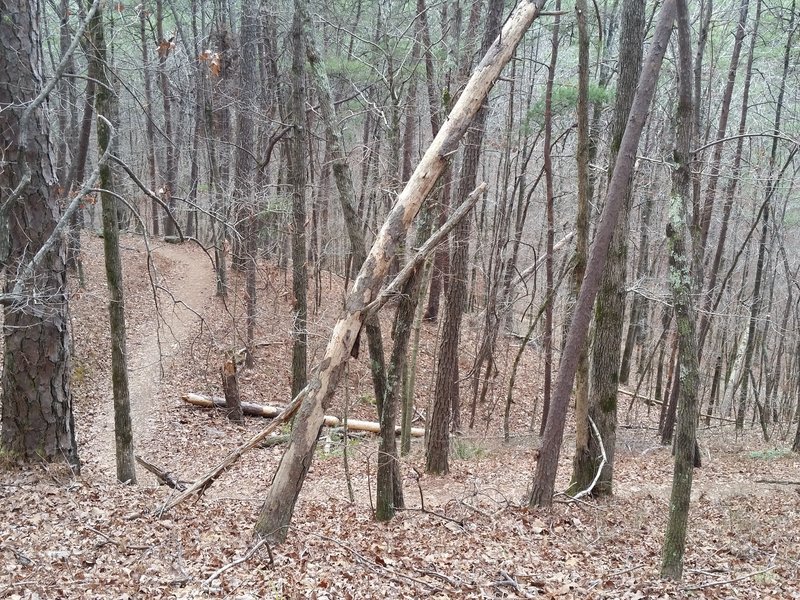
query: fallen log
[{"left": 181, "top": 393, "right": 425, "bottom": 437}]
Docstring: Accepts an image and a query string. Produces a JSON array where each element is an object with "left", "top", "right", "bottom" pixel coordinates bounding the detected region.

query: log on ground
[{"left": 181, "top": 393, "right": 425, "bottom": 437}]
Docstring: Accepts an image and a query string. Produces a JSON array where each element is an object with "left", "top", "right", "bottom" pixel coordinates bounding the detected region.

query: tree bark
[
  {"left": 539, "top": 0, "right": 561, "bottom": 436},
  {"left": 221, "top": 360, "right": 243, "bottom": 422},
  {"left": 155, "top": 0, "right": 177, "bottom": 236},
  {"left": 254, "top": 0, "right": 548, "bottom": 543},
  {"left": 90, "top": 0, "right": 137, "bottom": 484},
  {"left": 571, "top": 0, "right": 645, "bottom": 496},
  {"left": 289, "top": 0, "right": 308, "bottom": 398},
  {"left": 0, "top": 0, "right": 80, "bottom": 471},
  {"left": 568, "top": 0, "right": 591, "bottom": 494},
  {"left": 426, "top": 0, "right": 506, "bottom": 475},
  {"left": 529, "top": 0, "right": 675, "bottom": 508},
  {"left": 661, "top": 0, "right": 700, "bottom": 578}
]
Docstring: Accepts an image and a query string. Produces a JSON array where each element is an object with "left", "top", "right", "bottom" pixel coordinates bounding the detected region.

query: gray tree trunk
[
  {"left": 90, "top": 0, "right": 137, "bottom": 484},
  {"left": 0, "top": 0, "right": 80, "bottom": 471},
  {"left": 661, "top": 0, "right": 700, "bottom": 578},
  {"left": 529, "top": 0, "right": 675, "bottom": 508}
]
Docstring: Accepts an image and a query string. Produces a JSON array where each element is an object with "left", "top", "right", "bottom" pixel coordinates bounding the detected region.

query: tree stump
[{"left": 221, "top": 359, "right": 243, "bottom": 422}]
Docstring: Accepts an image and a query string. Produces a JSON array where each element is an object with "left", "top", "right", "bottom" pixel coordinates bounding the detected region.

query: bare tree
[
  {"left": 529, "top": 0, "right": 675, "bottom": 508},
  {"left": 89, "top": 0, "right": 136, "bottom": 484},
  {"left": 254, "top": 0, "right": 549, "bottom": 543}
]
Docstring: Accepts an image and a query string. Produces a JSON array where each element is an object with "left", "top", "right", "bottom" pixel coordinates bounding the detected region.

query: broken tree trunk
[
  {"left": 181, "top": 393, "right": 424, "bottom": 436},
  {"left": 220, "top": 360, "right": 243, "bottom": 422},
  {"left": 253, "top": 0, "right": 549, "bottom": 544}
]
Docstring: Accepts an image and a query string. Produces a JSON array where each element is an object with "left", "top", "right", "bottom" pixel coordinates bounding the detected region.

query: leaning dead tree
[{"left": 252, "top": 0, "right": 549, "bottom": 544}]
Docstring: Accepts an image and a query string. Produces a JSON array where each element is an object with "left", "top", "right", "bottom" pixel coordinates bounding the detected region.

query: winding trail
[{"left": 87, "top": 240, "right": 216, "bottom": 477}]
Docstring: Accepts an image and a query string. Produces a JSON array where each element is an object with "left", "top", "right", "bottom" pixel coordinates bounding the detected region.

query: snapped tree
[{"left": 254, "top": 0, "right": 549, "bottom": 544}]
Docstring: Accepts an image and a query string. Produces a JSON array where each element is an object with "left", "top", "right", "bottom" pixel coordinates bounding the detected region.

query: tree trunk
[
  {"left": 0, "top": 0, "right": 80, "bottom": 471},
  {"left": 254, "top": 0, "right": 548, "bottom": 543},
  {"left": 90, "top": 0, "right": 137, "bottom": 484},
  {"left": 661, "top": 0, "right": 700, "bottom": 578},
  {"left": 156, "top": 0, "right": 177, "bottom": 236},
  {"left": 571, "top": 0, "right": 645, "bottom": 496},
  {"left": 289, "top": 0, "right": 309, "bottom": 398},
  {"left": 569, "top": 0, "right": 591, "bottom": 494},
  {"left": 529, "top": 0, "right": 675, "bottom": 508},
  {"left": 539, "top": 0, "right": 561, "bottom": 436},
  {"left": 221, "top": 359, "right": 243, "bottom": 422},
  {"left": 139, "top": 3, "right": 159, "bottom": 235},
  {"left": 426, "top": 0, "right": 505, "bottom": 475}
]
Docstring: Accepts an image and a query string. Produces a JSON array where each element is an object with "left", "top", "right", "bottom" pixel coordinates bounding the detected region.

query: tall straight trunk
[
  {"left": 529, "top": 0, "right": 675, "bottom": 508},
  {"left": 255, "top": 0, "right": 549, "bottom": 542},
  {"left": 0, "top": 0, "right": 80, "bottom": 471},
  {"left": 156, "top": 0, "right": 177, "bottom": 236},
  {"left": 140, "top": 3, "right": 159, "bottom": 235},
  {"left": 696, "top": 0, "right": 750, "bottom": 251},
  {"left": 90, "top": 0, "right": 136, "bottom": 484},
  {"left": 375, "top": 27, "right": 423, "bottom": 521},
  {"left": 233, "top": 0, "right": 259, "bottom": 366},
  {"left": 289, "top": 0, "right": 308, "bottom": 397},
  {"left": 426, "top": 0, "right": 505, "bottom": 475},
  {"left": 661, "top": 0, "right": 699, "bottom": 579},
  {"left": 572, "top": 0, "right": 645, "bottom": 496},
  {"left": 735, "top": 2, "right": 793, "bottom": 430},
  {"left": 539, "top": 0, "right": 561, "bottom": 436},
  {"left": 569, "top": 0, "right": 591, "bottom": 493}
]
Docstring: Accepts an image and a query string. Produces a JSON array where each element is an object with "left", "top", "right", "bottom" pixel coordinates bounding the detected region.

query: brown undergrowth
[{"left": 1, "top": 234, "right": 799, "bottom": 599}]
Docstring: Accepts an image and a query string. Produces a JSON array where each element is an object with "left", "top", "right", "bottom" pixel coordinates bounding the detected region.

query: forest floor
[{"left": 1, "top": 233, "right": 799, "bottom": 599}]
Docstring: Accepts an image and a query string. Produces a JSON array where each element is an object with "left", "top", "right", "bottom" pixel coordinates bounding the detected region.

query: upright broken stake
[{"left": 220, "top": 359, "right": 243, "bottom": 422}]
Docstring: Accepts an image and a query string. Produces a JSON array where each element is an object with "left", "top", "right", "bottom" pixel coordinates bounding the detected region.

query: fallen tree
[
  {"left": 253, "top": 0, "right": 549, "bottom": 544},
  {"left": 181, "top": 393, "right": 425, "bottom": 437}
]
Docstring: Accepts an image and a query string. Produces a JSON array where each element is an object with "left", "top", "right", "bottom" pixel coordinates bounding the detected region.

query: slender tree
[
  {"left": 289, "top": 0, "right": 308, "bottom": 398},
  {"left": 661, "top": 0, "right": 699, "bottom": 578},
  {"left": 426, "top": 0, "right": 505, "bottom": 475},
  {"left": 529, "top": 0, "right": 675, "bottom": 507},
  {"left": 89, "top": 0, "right": 136, "bottom": 484},
  {"left": 571, "top": 0, "right": 645, "bottom": 495}
]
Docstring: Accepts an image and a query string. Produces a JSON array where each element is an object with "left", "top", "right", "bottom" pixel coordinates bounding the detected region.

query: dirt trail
[{"left": 87, "top": 240, "right": 216, "bottom": 477}]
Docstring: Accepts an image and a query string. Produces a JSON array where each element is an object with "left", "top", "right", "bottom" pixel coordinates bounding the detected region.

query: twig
[
  {"left": 755, "top": 479, "right": 800, "bottom": 486},
  {"left": 567, "top": 416, "right": 607, "bottom": 501},
  {"left": 203, "top": 538, "right": 272, "bottom": 587},
  {"left": 682, "top": 565, "right": 776, "bottom": 591},
  {"left": 491, "top": 570, "right": 535, "bottom": 598}
]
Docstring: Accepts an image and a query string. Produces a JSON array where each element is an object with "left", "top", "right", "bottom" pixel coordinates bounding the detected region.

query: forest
[{"left": 1, "top": 0, "right": 799, "bottom": 597}]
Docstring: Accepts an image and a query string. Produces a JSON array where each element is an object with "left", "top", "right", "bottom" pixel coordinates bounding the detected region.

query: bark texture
[
  {"left": 0, "top": 0, "right": 79, "bottom": 470},
  {"left": 90, "top": 0, "right": 137, "bottom": 483},
  {"left": 661, "top": 0, "right": 699, "bottom": 577}
]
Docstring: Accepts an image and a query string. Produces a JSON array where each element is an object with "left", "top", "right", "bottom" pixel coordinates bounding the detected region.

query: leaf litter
[{"left": 1, "top": 234, "right": 799, "bottom": 598}]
